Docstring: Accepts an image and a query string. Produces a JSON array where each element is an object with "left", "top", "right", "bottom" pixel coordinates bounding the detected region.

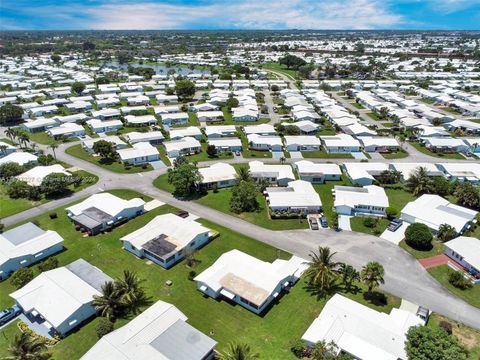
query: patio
[{"left": 19, "top": 312, "right": 55, "bottom": 339}]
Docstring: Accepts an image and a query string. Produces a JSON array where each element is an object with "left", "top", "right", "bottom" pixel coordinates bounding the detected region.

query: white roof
[
  {"left": 334, "top": 185, "right": 389, "bottom": 209},
  {"left": 10, "top": 260, "right": 111, "bottom": 328},
  {"left": 266, "top": 180, "right": 322, "bottom": 209},
  {"left": 423, "top": 137, "right": 467, "bottom": 148},
  {"left": 161, "top": 112, "right": 189, "bottom": 121},
  {"left": 169, "top": 127, "right": 202, "bottom": 139},
  {"left": 0, "top": 152, "right": 37, "bottom": 166},
  {"left": 243, "top": 124, "right": 276, "bottom": 135},
  {"left": 47, "top": 122, "right": 84, "bottom": 136},
  {"left": 0, "top": 222, "right": 63, "bottom": 267},
  {"left": 66, "top": 193, "right": 145, "bottom": 218},
  {"left": 82, "top": 136, "right": 126, "bottom": 150},
  {"left": 321, "top": 134, "right": 361, "bottom": 148},
  {"left": 117, "top": 142, "right": 159, "bottom": 161},
  {"left": 444, "top": 236, "right": 480, "bottom": 270},
  {"left": 121, "top": 214, "right": 210, "bottom": 251},
  {"left": 125, "top": 115, "right": 157, "bottom": 125},
  {"left": 124, "top": 131, "right": 165, "bottom": 143},
  {"left": 17, "top": 164, "right": 69, "bottom": 187},
  {"left": 86, "top": 119, "right": 123, "bottom": 129},
  {"left": 390, "top": 163, "right": 442, "bottom": 179},
  {"left": 198, "top": 163, "right": 237, "bottom": 184},
  {"left": 294, "top": 160, "right": 342, "bottom": 176},
  {"left": 343, "top": 162, "right": 389, "bottom": 182},
  {"left": 80, "top": 300, "right": 216, "bottom": 360},
  {"left": 284, "top": 136, "right": 321, "bottom": 147},
  {"left": 204, "top": 125, "right": 236, "bottom": 137},
  {"left": 302, "top": 294, "right": 424, "bottom": 360},
  {"left": 401, "top": 194, "right": 477, "bottom": 232},
  {"left": 437, "top": 162, "right": 480, "bottom": 180},
  {"left": 164, "top": 137, "right": 201, "bottom": 152},
  {"left": 208, "top": 138, "right": 241, "bottom": 148},
  {"left": 195, "top": 250, "right": 308, "bottom": 307},
  {"left": 249, "top": 161, "right": 294, "bottom": 181},
  {"left": 247, "top": 134, "right": 283, "bottom": 147},
  {"left": 358, "top": 136, "right": 400, "bottom": 148},
  {"left": 22, "top": 117, "right": 58, "bottom": 129}
]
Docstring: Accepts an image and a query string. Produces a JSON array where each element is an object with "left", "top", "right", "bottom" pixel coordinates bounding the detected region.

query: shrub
[
  {"left": 49, "top": 212, "right": 58, "bottom": 219},
  {"left": 0, "top": 223, "right": 4, "bottom": 233},
  {"left": 96, "top": 318, "right": 114, "bottom": 338},
  {"left": 363, "top": 217, "right": 378, "bottom": 228},
  {"left": 405, "top": 223, "right": 433, "bottom": 250},
  {"left": 38, "top": 257, "right": 59, "bottom": 272},
  {"left": 290, "top": 339, "right": 308, "bottom": 358},
  {"left": 439, "top": 320, "right": 453, "bottom": 335},
  {"left": 188, "top": 270, "right": 196, "bottom": 281},
  {"left": 212, "top": 184, "right": 218, "bottom": 193},
  {"left": 10, "top": 268, "right": 34, "bottom": 289},
  {"left": 448, "top": 270, "right": 473, "bottom": 290},
  {"left": 142, "top": 164, "right": 148, "bottom": 169},
  {"left": 385, "top": 207, "right": 398, "bottom": 220}
]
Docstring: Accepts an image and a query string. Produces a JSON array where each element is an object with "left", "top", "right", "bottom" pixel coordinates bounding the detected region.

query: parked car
[
  {"left": 309, "top": 218, "right": 319, "bottom": 230},
  {"left": 320, "top": 216, "right": 328, "bottom": 228},
  {"left": 0, "top": 305, "right": 21, "bottom": 326},
  {"left": 387, "top": 218, "right": 403, "bottom": 232},
  {"left": 416, "top": 306, "right": 430, "bottom": 322},
  {"left": 175, "top": 210, "right": 189, "bottom": 218},
  {"left": 235, "top": 151, "right": 241, "bottom": 156}
]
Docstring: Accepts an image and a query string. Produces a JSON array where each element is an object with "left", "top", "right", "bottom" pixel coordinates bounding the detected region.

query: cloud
[{"left": 0, "top": 0, "right": 404, "bottom": 30}]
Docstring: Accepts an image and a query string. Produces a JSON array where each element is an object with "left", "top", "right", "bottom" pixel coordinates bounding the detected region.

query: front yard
[
  {"left": 399, "top": 239, "right": 445, "bottom": 259},
  {"left": 410, "top": 141, "right": 466, "bottom": 160},
  {"left": 0, "top": 189, "right": 399, "bottom": 359}
]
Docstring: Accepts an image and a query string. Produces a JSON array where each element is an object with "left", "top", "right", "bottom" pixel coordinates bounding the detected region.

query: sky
[{"left": 1, "top": 0, "right": 480, "bottom": 31}]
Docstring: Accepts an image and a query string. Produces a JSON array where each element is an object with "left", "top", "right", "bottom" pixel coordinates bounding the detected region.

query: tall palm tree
[
  {"left": 361, "top": 261, "right": 385, "bottom": 295},
  {"left": 5, "top": 127, "right": 15, "bottom": 143},
  {"left": 218, "top": 343, "right": 259, "bottom": 360},
  {"left": 339, "top": 263, "right": 360, "bottom": 292},
  {"left": 18, "top": 133, "right": 30, "bottom": 149},
  {"left": 116, "top": 270, "right": 147, "bottom": 313},
  {"left": 4, "top": 332, "right": 51, "bottom": 360},
  {"left": 92, "top": 281, "right": 124, "bottom": 321},
  {"left": 236, "top": 166, "right": 252, "bottom": 182},
  {"left": 304, "top": 246, "right": 342, "bottom": 292},
  {"left": 49, "top": 144, "right": 58, "bottom": 160},
  {"left": 405, "top": 166, "right": 432, "bottom": 196}
]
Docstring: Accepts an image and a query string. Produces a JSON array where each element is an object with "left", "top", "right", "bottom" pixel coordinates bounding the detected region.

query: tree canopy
[
  {"left": 279, "top": 54, "right": 307, "bottom": 70},
  {"left": 405, "top": 223, "right": 433, "bottom": 250},
  {"left": 71, "top": 81, "right": 86, "bottom": 95},
  {"left": 175, "top": 79, "right": 196, "bottom": 100},
  {"left": 167, "top": 162, "right": 202, "bottom": 197},
  {"left": 0, "top": 103, "right": 24, "bottom": 125}
]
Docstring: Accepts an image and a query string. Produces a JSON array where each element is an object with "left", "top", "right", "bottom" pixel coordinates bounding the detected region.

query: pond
[{"left": 103, "top": 62, "right": 211, "bottom": 76}]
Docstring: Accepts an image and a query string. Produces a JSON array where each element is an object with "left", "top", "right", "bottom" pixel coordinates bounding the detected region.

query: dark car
[
  {"left": 0, "top": 305, "right": 21, "bottom": 326},
  {"left": 175, "top": 210, "right": 189, "bottom": 218},
  {"left": 309, "top": 218, "right": 319, "bottom": 230},
  {"left": 320, "top": 216, "right": 328, "bottom": 228},
  {"left": 387, "top": 218, "right": 403, "bottom": 232}
]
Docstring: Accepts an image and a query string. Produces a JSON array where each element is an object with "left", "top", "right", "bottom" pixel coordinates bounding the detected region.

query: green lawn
[
  {"left": 399, "top": 239, "right": 444, "bottom": 259},
  {"left": 0, "top": 189, "right": 399, "bottom": 359},
  {"left": 410, "top": 141, "right": 465, "bottom": 160},
  {"left": 428, "top": 265, "right": 480, "bottom": 309},
  {"left": 350, "top": 217, "right": 390, "bottom": 235},
  {"left": 380, "top": 149, "right": 409, "bottom": 159},
  {"left": 27, "top": 132, "right": 77, "bottom": 145},
  {"left": 313, "top": 175, "right": 352, "bottom": 227},
  {"left": 419, "top": 98, "right": 435, "bottom": 105},
  {"left": 366, "top": 112, "right": 384, "bottom": 121},
  {"left": 427, "top": 313, "right": 480, "bottom": 360},
  {"left": 65, "top": 144, "right": 153, "bottom": 173},
  {"left": 261, "top": 63, "right": 298, "bottom": 80},
  {"left": 384, "top": 186, "right": 416, "bottom": 211},
  {"left": 239, "top": 132, "right": 273, "bottom": 158},
  {"left": 0, "top": 170, "right": 98, "bottom": 219},
  {"left": 0, "top": 137, "right": 15, "bottom": 145},
  {"left": 352, "top": 102, "right": 365, "bottom": 109},
  {"left": 441, "top": 107, "right": 462, "bottom": 115},
  {"left": 301, "top": 148, "right": 353, "bottom": 159}
]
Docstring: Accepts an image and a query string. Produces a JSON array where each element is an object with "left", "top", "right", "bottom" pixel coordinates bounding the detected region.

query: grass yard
[
  {"left": 352, "top": 102, "right": 365, "bottom": 109},
  {"left": 26, "top": 131, "right": 78, "bottom": 146},
  {"left": 384, "top": 186, "right": 416, "bottom": 211},
  {"left": 313, "top": 175, "right": 352, "bottom": 227},
  {"left": 410, "top": 141, "right": 465, "bottom": 160},
  {"left": 399, "top": 239, "right": 444, "bottom": 259},
  {"left": 428, "top": 265, "right": 480, "bottom": 309},
  {"left": 419, "top": 98, "right": 435, "bottom": 104},
  {"left": 427, "top": 313, "right": 480, "bottom": 360},
  {"left": 0, "top": 189, "right": 399, "bottom": 359},
  {"left": 301, "top": 148, "right": 353, "bottom": 159},
  {"left": 380, "top": 149, "right": 409, "bottom": 159},
  {"left": 239, "top": 132, "right": 273, "bottom": 158},
  {"left": 261, "top": 63, "right": 298, "bottom": 80},
  {"left": 350, "top": 216, "right": 390, "bottom": 235},
  {"left": 0, "top": 137, "right": 15, "bottom": 145},
  {"left": 366, "top": 112, "right": 384, "bottom": 121},
  {"left": 65, "top": 144, "right": 153, "bottom": 173}
]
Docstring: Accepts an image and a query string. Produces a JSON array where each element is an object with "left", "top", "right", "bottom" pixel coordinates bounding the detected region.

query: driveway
[
  {"left": 338, "top": 215, "right": 352, "bottom": 231},
  {"left": 419, "top": 255, "right": 450, "bottom": 269},
  {"left": 271, "top": 151, "right": 284, "bottom": 160},
  {"left": 380, "top": 222, "right": 407, "bottom": 245},
  {"left": 289, "top": 151, "right": 303, "bottom": 159}
]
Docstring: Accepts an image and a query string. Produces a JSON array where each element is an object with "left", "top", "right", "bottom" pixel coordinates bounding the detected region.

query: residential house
[
  {"left": 249, "top": 161, "right": 295, "bottom": 186},
  {"left": 321, "top": 134, "right": 362, "bottom": 153},
  {"left": 198, "top": 163, "right": 238, "bottom": 189},
  {"left": 334, "top": 185, "right": 389, "bottom": 216},
  {"left": 117, "top": 142, "right": 160, "bottom": 165},
  {"left": 164, "top": 137, "right": 201, "bottom": 158},
  {"left": 293, "top": 161, "right": 342, "bottom": 183},
  {"left": 266, "top": 180, "right": 322, "bottom": 214},
  {"left": 444, "top": 236, "right": 480, "bottom": 283}
]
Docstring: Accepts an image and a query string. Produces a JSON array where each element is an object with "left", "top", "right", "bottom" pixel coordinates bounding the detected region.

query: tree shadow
[
  {"left": 303, "top": 281, "right": 343, "bottom": 301},
  {"left": 363, "top": 291, "right": 388, "bottom": 307}
]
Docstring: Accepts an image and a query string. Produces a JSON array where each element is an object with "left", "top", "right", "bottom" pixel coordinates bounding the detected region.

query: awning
[{"left": 220, "top": 288, "right": 235, "bottom": 300}]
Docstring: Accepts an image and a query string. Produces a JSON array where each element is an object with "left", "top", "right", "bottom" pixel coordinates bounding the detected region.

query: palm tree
[
  {"left": 218, "top": 343, "right": 259, "bottom": 360},
  {"left": 360, "top": 261, "right": 385, "bottom": 295},
  {"left": 49, "top": 144, "right": 59, "bottom": 160},
  {"left": 304, "top": 246, "right": 342, "bottom": 292},
  {"left": 116, "top": 270, "right": 147, "bottom": 313},
  {"left": 92, "top": 281, "right": 124, "bottom": 321},
  {"left": 5, "top": 127, "right": 15, "bottom": 143},
  {"left": 279, "top": 156, "right": 286, "bottom": 164},
  {"left": 236, "top": 166, "right": 252, "bottom": 182},
  {"left": 18, "top": 133, "right": 29, "bottom": 149},
  {"left": 0, "top": 145, "right": 8, "bottom": 157},
  {"left": 4, "top": 332, "right": 51, "bottom": 360},
  {"left": 405, "top": 166, "right": 432, "bottom": 196},
  {"left": 339, "top": 263, "right": 360, "bottom": 292}
]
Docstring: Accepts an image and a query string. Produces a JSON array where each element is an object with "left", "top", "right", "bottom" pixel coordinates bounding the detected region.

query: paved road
[{"left": 2, "top": 138, "right": 480, "bottom": 330}]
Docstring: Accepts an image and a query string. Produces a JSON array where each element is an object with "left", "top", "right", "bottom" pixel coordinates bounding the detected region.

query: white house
[
  {"left": 204, "top": 125, "right": 237, "bottom": 138},
  {"left": 284, "top": 136, "right": 321, "bottom": 152},
  {"left": 0, "top": 141, "right": 16, "bottom": 157},
  {"left": 80, "top": 300, "right": 217, "bottom": 360},
  {"left": 283, "top": 120, "right": 319, "bottom": 134},
  {"left": 321, "top": 134, "right": 362, "bottom": 153},
  {"left": 389, "top": 163, "right": 443, "bottom": 182},
  {"left": 161, "top": 112, "right": 189, "bottom": 127},
  {"left": 86, "top": 119, "right": 123, "bottom": 133},
  {"left": 47, "top": 123, "right": 85, "bottom": 139},
  {"left": 66, "top": 193, "right": 145, "bottom": 235},
  {"left": 0, "top": 222, "right": 64, "bottom": 281},
  {"left": 334, "top": 185, "right": 389, "bottom": 216},
  {"left": 249, "top": 161, "right": 295, "bottom": 186},
  {"left": 123, "top": 131, "right": 165, "bottom": 145},
  {"left": 302, "top": 294, "right": 424, "bottom": 360},
  {"left": 208, "top": 138, "right": 242, "bottom": 153},
  {"left": 17, "top": 164, "right": 70, "bottom": 187},
  {"left": 266, "top": 180, "right": 322, "bottom": 214},
  {"left": 197, "top": 110, "right": 224, "bottom": 122},
  {"left": 21, "top": 118, "right": 58, "bottom": 133},
  {"left": 10, "top": 259, "right": 113, "bottom": 336},
  {"left": 401, "top": 194, "right": 478, "bottom": 234},
  {"left": 422, "top": 137, "right": 469, "bottom": 153},
  {"left": 198, "top": 163, "right": 238, "bottom": 189},
  {"left": 293, "top": 161, "right": 342, "bottom": 183},
  {"left": 117, "top": 142, "right": 160, "bottom": 165},
  {"left": 164, "top": 137, "right": 201, "bottom": 158},
  {"left": 358, "top": 137, "right": 400, "bottom": 152},
  {"left": 0, "top": 152, "right": 37, "bottom": 166},
  {"left": 243, "top": 124, "right": 276, "bottom": 136},
  {"left": 436, "top": 163, "right": 480, "bottom": 185},
  {"left": 444, "top": 236, "right": 480, "bottom": 282},
  {"left": 195, "top": 250, "right": 307, "bottom": 314},
  {"left": 247, "top": 134, "right": 283, "bottom": 152},
  {"left": 82, "top": 136, "right": 127, "bottom": 154},
  {"left": 121, "top": 214, "right": 211, "bottom": 269},
  {"left": 91, "top": 108, "right": 120, "bottom": 120},
  {"left": 343, "top": 162, "right": 389, "bottom": 186},
  {"left": 125, "top": 114, "right": 157, "bottom": 126},
  {"left": 169, "top": 126, "right": 202, "bottom": 140},
  {"left": 232, "top": 107, "right": 258, "bottom": 122}
]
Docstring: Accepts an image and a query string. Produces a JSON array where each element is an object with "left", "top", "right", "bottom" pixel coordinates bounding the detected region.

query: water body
[{"left": 103, "top": 62, "right": 210, "bottom": 76}]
